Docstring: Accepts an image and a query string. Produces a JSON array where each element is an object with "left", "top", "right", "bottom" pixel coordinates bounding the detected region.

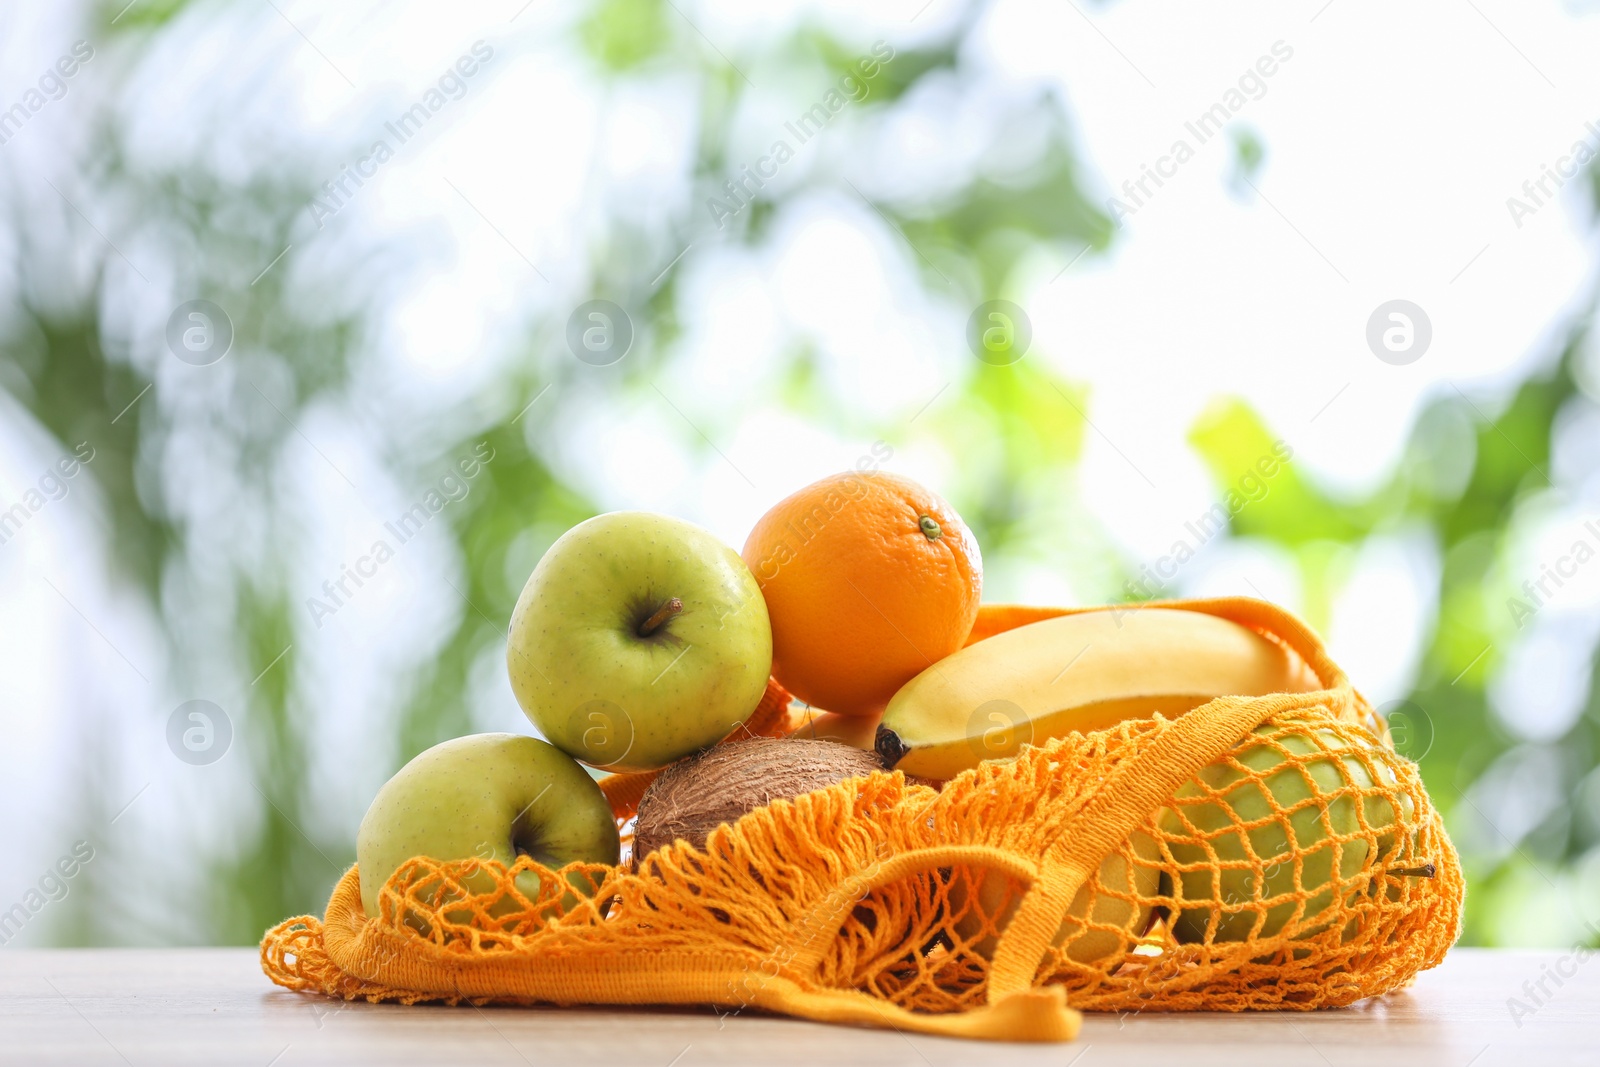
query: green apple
[
  {"left": 507, "top": 511, "right": 772, "bottom": 772},
  {"left": 356, "top": 733, "right": 620, "bottom": 919},
  {"left": 1161, "top": 722, "right": 1411, "bottom": 944}
]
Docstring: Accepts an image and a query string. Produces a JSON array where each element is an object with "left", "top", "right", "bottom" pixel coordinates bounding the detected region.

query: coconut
[{"left": 632, "top": 737, "right": 886, "bottom": 863}]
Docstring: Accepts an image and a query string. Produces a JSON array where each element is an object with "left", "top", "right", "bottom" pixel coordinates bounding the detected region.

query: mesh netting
[{"left": 261, "top": 598, "right": 1463, "bottom": 1042}]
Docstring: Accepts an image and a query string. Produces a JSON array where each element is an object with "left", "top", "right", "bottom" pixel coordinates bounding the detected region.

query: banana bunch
[{"left": 875, "top": 608, "right": 1321, "bottom": 780}]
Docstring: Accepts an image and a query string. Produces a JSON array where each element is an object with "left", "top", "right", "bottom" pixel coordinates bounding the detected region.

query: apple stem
[
  {"left": 1387, "top": 862, "right": 1437, "bottom": 879},
  {"left": 638, "top": 597, "right": 683, "bottom": 637}
]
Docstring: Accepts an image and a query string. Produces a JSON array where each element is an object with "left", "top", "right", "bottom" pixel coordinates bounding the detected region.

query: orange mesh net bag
[{"left": 261, "top": 597, "right": 1463, "bottom": 1042}]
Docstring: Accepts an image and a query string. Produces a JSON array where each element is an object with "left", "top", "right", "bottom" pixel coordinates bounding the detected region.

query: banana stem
[
  {"left": 638, "top": 597, "right": 683, "bottom": 637},
  {"left": 1387, "top": 862, "right": 1437, "bottom": 879},
  {"left": 875, "top": 725, "right": 911, "bottom": 769}
]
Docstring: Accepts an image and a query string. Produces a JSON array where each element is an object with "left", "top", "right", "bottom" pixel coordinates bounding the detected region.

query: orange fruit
[{"left": 741, "top": 471, "right": 982, "bottom": 716}]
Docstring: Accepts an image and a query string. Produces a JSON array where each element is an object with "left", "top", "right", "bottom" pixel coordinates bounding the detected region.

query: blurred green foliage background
[{"left": 2, "top": 0, "right": 1597, "bottom": 951}]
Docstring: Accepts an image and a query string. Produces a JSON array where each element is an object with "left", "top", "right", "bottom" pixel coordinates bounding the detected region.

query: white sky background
[{"left": 1, "top": 0, "right": 1599, "bottom": 944}]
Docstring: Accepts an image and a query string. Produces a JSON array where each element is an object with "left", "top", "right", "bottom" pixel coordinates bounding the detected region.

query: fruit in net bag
[
  {"left": 508, "top": 511, "right": 772, "bottom": 772},
  {"left": 742, "top": 471, "right": 981, "bottom": 718},
  {"left": 877, "top": 608, "right": 1320, "bottom": 780},
  {"left": 356, "top": 733, "right": 621, "bottom": 921},
  {"left": 948, "top": 831, "right": 1162, "bottom": 965},
  {"left": 1159, "top": 718, "right": 1418, "bottom": 945}
]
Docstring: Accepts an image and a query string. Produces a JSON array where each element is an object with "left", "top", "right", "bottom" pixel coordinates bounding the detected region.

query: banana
[
  {"left": 876, "top": 607, "right": 1321, "bottom": 780},
  {"left": 788, "top": 707, "right": 881, "bottom": 750}
]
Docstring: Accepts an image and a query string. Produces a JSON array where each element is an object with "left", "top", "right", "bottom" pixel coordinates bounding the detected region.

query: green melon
[{"left": 1160, "top": 721, "right": 1413, "bottom": 944}]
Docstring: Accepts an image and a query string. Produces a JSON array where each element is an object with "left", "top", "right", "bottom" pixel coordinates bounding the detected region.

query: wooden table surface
[{"left": 0, "top": 948, "right": 1594, "bottom": 1066}]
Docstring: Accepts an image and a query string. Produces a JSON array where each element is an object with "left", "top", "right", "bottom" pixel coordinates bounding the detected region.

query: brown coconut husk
[{"left": 633, "top": 737, "right": 889, "bottom": 864}]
